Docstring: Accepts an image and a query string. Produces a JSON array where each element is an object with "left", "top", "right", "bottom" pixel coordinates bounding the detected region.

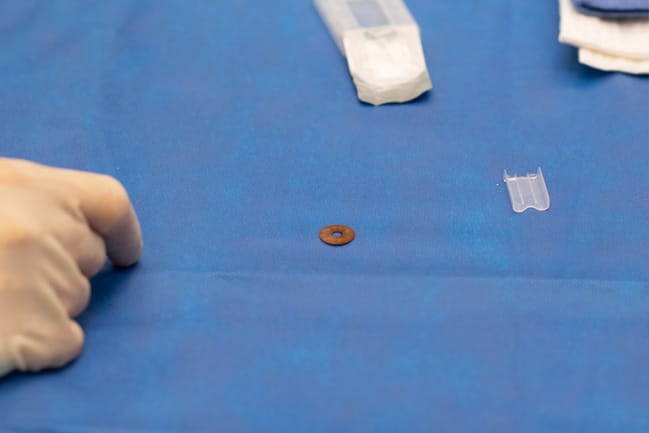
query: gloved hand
[{"left": 0, "top": 158, "right": 142, "bottom": 378}]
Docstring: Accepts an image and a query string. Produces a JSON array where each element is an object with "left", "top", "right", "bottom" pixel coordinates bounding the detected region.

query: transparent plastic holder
[
  {"left": 314, "top": 0, "right": 432, "bottom": 105},
  {"left": 503, "top": 168, "right": 551, "bottom": 213},
  {"left": 314, "top": 0, "right": 418, "bottom": 54}
]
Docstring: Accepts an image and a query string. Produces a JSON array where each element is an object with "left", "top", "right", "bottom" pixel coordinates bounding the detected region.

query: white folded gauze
[
  {"left": 579, "top": 48, "right": 649, "bottom": 74},
  {"left": 343, "top": 25, "right": 431, "bottom": 105},
  {"left": 559, "top": 0, "right": 649, "bottom": 60},
  {"left": 315, "top": 0, "right": 431, "bottom": 105}
]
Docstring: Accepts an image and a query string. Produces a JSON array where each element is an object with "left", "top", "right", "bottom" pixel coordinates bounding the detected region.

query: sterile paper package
[{"left": 314, "top": 0, "right": 432, "bottom": 105}]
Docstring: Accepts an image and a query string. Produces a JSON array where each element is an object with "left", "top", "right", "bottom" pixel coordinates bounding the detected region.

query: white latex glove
[{"left": 0, "top": 158, "right": 142, "bottom": 378}]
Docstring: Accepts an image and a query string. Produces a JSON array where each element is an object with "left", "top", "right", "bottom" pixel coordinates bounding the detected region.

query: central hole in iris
[{"left": 333, "top": 232, "right": 342, "bottom": 237}]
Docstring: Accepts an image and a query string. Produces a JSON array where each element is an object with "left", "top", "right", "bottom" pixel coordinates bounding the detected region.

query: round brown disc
[{"left": 319, "top": 225, "right": 355, "bottom": 246}]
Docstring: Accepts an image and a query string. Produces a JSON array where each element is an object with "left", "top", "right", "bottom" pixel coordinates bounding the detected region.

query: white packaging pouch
[{"left": 315, "top": 0, "right": 432, "bottom": 105}]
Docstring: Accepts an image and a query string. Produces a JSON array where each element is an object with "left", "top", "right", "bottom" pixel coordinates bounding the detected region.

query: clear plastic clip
[{"left": 503, "top": 168, "right": 550, "bottom": 213}]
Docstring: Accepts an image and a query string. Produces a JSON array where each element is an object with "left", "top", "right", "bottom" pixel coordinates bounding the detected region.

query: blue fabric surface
[
  {"left": 0, "top": 1, "right": 648, "bottom": 432},
  {"left": 572, "top": 0, "right": 649, "bottom": 17}
]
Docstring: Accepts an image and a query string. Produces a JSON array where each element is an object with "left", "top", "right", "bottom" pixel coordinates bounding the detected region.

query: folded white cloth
[
  {"left": 579, "top": 47, "right": 649, "bottom": 73},
  {"left": 559, "top": 0, "right": 649, "bottom": 60}
]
